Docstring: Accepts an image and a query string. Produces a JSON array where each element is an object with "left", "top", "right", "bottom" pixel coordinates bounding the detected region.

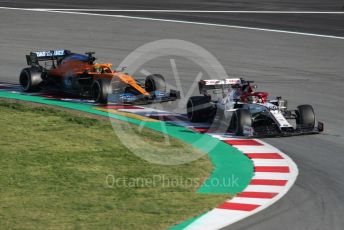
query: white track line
[
  {"left": 19, "top": 9, "right": 344, "bottom": 14},
  {"left": 0, "top": 7, "right": 344, "bottom": 40}
]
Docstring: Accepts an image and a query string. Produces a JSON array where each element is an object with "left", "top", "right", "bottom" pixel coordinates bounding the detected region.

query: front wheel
[
  {"left": 231, "top": 109, "right": 252, "bottom": 136},
  {"left": 296, "top": 104, "right": 315, "bottom": 129},
  {"left": 91, "top": 78, "right": 112, "bottom": 104},
  {"left": 145, "top": 74, "right": 166, "bottom": 93}
]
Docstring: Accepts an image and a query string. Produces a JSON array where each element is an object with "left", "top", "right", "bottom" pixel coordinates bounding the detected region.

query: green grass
[{"left": 0, "top": 100, "right": 228, "bottom": 230}]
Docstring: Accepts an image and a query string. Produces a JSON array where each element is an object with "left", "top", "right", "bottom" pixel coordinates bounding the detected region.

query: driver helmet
[
  {"left": 254, "top": 96, "right": 263, "bottom": 103},
  {"left": 93, "top": 66, "right": 101, "bottom": 73}
]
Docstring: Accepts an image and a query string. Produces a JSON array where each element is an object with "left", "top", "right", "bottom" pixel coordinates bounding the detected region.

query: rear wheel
[
  {"left": 19, "top": 67, "right": 42, "bottom": 92},
  {"left": 296, "top": 104, "right": 315, "bottom": 129},
  {"left": 231, "top": 109, "right": 252, "bottom": 136},
  {"left": 186, "top": 96, "right": 214, "bottom": 122},
  {"left": 91, "top": 78, "right": 111, "bottom": 104},
  {"left": 145, "top": 74, "right": 166, "bottom": 92}
]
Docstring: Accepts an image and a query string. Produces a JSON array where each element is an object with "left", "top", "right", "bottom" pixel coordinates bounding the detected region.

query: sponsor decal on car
[{"left": 34, "top": 50, "right": 66, "bottom": 57}]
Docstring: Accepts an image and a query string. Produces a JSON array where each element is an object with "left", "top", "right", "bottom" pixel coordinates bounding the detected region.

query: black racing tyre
[
  {"left": 19, "top": 67, "right": 43, "bottom": 92},
  {"left": 145, "top": 74, "right": 166, "bottom": 92},
  {"left": 91, "top": 78, "right": 112, "bottom": 104},
  {"left": 186, "top": 96, "right": 213, "bottom": 122},
  {"left": 296, "top": 104, "right": 315, "bottom": 128},
  {"left": 232, "top": 109, "right": 252, "bottom": 136}
]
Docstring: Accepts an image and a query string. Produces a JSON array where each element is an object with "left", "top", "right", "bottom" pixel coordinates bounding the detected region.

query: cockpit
[{"left": 92, "top": 64, "right": 113, "bottom": 74}]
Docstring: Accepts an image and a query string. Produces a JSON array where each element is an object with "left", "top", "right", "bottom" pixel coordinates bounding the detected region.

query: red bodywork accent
[{"left": 241, "top": 91, "right": 269, "bottom": 103}]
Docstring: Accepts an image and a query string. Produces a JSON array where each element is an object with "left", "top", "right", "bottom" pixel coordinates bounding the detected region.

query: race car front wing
[
  {"left": 250, "top": 121, "right": 324, "bottom": 137},
  {"left": 109, "top": 89, "right": 180, "bottom": 105}
]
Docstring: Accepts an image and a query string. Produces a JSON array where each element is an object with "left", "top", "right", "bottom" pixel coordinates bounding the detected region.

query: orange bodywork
[{"left": 48, "top": 60, "right": 149, "bottom": 96}]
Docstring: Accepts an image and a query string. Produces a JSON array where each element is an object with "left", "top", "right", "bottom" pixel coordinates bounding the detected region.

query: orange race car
[{"left": 19, "top": 50, "right": 180, "bottom": 104}]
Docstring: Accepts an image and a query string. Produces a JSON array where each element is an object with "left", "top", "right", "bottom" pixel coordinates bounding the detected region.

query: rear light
[{"left": 317, "top": 122, "right": 324, "bottom": 132}]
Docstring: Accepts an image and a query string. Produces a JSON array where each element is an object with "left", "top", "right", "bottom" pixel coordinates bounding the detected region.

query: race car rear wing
[
  {"left": 198, "top": 78, "right": 242, "bottom": 94},
  {"left": 26, "top": 50, "right": 71, "bottom": 66}
]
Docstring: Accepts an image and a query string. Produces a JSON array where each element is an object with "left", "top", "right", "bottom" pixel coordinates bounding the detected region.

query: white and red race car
[{"left": 186, "top": 78, "right": 324, "bottom": 136}]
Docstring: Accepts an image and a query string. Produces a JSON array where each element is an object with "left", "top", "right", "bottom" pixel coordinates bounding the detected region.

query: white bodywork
[
  {"left": 219, "top": 96, "right": 293, "bottom": 132},
  {"left": 263, "top": 102, "right": 293, "bottom": 128}
]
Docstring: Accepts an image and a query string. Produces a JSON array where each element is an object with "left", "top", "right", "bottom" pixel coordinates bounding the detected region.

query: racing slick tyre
[
  {"left": 186, "top": 96, "right": 213, "bottom": 122},
  {"left": 19, "top": 67, "right": 43, "bottom": 92},
  {"left": 145, "top": 74, "right": 166, "bottom": 92},
  {"left": 232, "top": 109, "right": 252, "bottom": 136},
  {"left": 296, "top": 104, "right": 315, "bottom": 129},
  {"left": 91, "top": 78, "right": 112, "bottom": 104}
]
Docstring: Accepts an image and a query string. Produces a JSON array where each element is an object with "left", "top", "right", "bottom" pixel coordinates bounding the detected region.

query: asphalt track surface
[
  {"left": 1, "top": 0, "right": 344, "bottom": 36},
  {"left": 1, "top": 1, "right": 344, "bottom": 230}
]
